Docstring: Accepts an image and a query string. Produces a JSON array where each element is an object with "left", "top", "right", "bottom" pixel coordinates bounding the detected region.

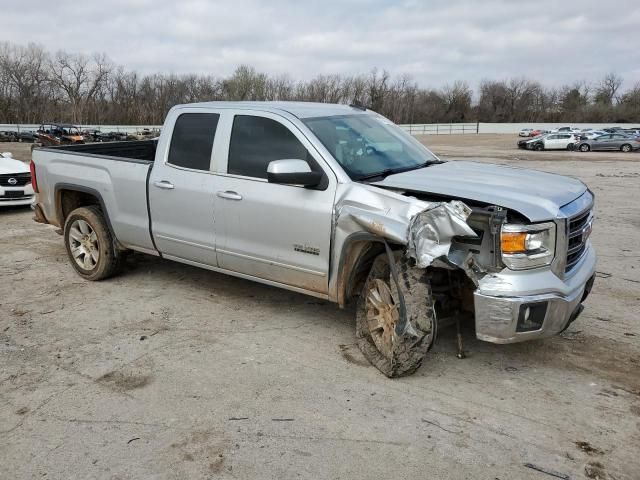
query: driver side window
[{"left": 228, "top": 115, "right": 310, "bottom": 179}]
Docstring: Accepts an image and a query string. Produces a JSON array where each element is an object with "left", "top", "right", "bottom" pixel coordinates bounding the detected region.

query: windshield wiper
[{"left": 356, "top": 160, "right": 441, "bottom": 182}]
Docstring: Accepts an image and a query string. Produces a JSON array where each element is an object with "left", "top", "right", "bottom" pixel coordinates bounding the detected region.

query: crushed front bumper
[{"left": 473, "top": 244, "right": 596, "bottom": 344}]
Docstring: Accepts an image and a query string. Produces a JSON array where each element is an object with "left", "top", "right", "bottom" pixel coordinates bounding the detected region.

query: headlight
[{"left": 501, "top": 222, "right": 556, "bottom": 270}]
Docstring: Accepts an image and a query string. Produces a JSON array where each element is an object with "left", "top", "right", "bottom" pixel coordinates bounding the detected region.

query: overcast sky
[{"left": 2, "top": 0, "right": 638, "bottom": 88}]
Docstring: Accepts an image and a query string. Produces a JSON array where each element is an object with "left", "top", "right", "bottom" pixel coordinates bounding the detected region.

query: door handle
[
  {"left": 154, "top": 180, "right": 175, "bottom": 190},
  {"left": 216, "top": 190, "right": 243, "bottom": 201}
]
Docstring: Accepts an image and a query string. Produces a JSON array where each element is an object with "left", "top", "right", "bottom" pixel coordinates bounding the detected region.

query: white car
[
  {"left": 519, "top": 133, "right": 579, "bottom": 151},
  {"left": 578, "top": 130, "right": 607, "bottom": 140},
  {"left": 550, "top": 126, "right": 582, "bottom": 133},
  {"left": 518, "top": 128, "right": 534, "bottom": 137},
  {"left": 0, "top": 152, "right": 34, "bottom": 206}
]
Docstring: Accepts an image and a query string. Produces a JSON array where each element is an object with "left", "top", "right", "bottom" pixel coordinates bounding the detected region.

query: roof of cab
[{"left": 177, "top": 101, "right": 368, "bottom": 119}]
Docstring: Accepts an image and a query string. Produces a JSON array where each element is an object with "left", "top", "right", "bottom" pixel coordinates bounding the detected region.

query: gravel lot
[{"left": 1, "top": 136, "right": 639, "bottom": 479}]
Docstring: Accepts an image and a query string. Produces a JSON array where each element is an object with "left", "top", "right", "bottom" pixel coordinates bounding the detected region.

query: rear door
[
  {"left": 213, "top": 111, "right": 336, "bottom": 295},
  {"left": 545, "top": 134, "right": 560, "bottom": 149},
  {"left": 558, "top": 134, "right": 573, "bottom": 149},
  {"left": 610, "top": 134, "right": 627, "bottom": 150},
  {"left": 148, "top": 109, "right": 223, "bottom": 266}
]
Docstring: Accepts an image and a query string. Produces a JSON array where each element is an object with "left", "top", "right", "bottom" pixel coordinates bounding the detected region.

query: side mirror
[{"left": 267, "top": 159, "right": 322, "bottom": 187}]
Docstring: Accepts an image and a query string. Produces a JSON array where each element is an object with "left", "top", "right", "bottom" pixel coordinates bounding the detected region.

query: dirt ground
[{"left": 1, "top": 136, "right": 639, "bottom": 479}]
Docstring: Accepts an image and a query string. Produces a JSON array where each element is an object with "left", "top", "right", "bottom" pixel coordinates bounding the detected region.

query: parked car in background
[
  {"left": 575, "top": 134, "right": 640, "bottom": 152},
  {"left": 519, "top": 128, "right": 533, "bottom": 137},
  {"left": 0, "top": 131, "right": 17, "bottom": 142},
  {"left": 36, "top": 124, "right": 85, "bottom": 147},
  {"left": 529, "top": 129, "right": 549, "bottom": 137},
  {"left": 97, "top": 131, "right": 128, "bottom": 142},
  {"left": 551, "top": 127, "right": 581, "bottom": 133},
  {"left": 129, "top": 128, "right": 160, "bottom": 140},
  {"left": 82, "top": 129, "right": 102, "bottom": 142},
  {"left": 0, "top": 152, "right": 34, "bottom": 207},
  {"left": 577, "top": 130, "right": 607, "bottom": 140},
  {"left": 602, "top": 127, "right": 624, "bottom": 133},
  {"left": 518, "top": 134, "right": 545, "bottom": 149},
  {"left": 518, "top": 133, "right": 578, "bottom": 150},
  {"left": 15, "top": 131, "right": 37, "bottom": 143}
]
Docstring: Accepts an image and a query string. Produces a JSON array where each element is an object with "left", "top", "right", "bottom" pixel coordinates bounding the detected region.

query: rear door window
[
  {"left": 227, "top": 115, "right": 309, "bottom": 179},
  {"left": 168, "top": 113, "right": 220, "bottom": 171}
]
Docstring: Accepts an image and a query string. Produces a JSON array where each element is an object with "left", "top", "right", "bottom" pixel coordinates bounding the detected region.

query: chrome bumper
[{"left": 473, "top": 243, "right": 596, "bottom": 344}]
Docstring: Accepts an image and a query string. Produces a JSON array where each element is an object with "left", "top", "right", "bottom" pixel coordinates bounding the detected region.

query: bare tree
[
  {"left": 595, "top": 73, "right": 623, "bottom": 105},
  {"left": 48, "top": 51, "right": 112, "bottom": 123},
  {"left": 1, "top": 41, "right": 639, "bottom": 126}
]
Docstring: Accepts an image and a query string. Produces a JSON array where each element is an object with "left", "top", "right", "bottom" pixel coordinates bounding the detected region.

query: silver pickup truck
[{"left": 31, "top": 101, "right": 596, "bottom": 377}]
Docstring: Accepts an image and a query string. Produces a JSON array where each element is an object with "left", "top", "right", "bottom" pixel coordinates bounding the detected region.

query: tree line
[{"left": 1, "top": 41, "right": 639, "bottom": 126}]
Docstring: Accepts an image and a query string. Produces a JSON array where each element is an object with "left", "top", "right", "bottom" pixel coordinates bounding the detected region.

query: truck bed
[
  {"left": 41, "top": 140, "right": 157, "bottom": 163},
  {"left": 33, "top": 140, "right": 157, "bottom": 254}
]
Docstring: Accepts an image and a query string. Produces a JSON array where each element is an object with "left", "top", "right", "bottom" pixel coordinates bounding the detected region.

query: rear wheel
[
  {"left": 63, "top": 206, "right": 123, "bottom": 281},
  {"left": 356, "top": 252, "right": 435, "bottom": 377},
  {"left": 579, "top": 143, "right": 590, "bottom": 152},
  {"left": 621, "top": 144, "right": 632, "bottom": 153}
]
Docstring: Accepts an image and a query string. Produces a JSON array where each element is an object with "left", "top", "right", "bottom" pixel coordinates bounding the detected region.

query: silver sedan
[{"left": 576, "top": 133, "right": 640, "bottom": 152}]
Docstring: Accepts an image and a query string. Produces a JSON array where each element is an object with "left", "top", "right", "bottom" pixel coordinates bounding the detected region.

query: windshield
[{"left": 303, "top": 114, "right": 439, "bottom": 180}]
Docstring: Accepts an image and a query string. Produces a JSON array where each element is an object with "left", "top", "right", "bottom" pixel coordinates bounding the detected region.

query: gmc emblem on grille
[{"left": 8, "top": 177, "right": 17, "bottom": 185}]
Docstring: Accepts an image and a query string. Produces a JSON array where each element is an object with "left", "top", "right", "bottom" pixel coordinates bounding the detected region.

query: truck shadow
[{"left": 120, "top": 252, "right": 639, "bottom": 391}]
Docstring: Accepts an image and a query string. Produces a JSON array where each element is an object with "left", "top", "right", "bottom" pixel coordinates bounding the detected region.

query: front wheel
[
  {"left": 621, "top": 144, "right": 632, "bottom": 153},
  {"left": 63, "top": 206, "right": 123, "bottom": 280},
  {"left": 534, "top": 143, "right": 544, "bottom": 151},
  {"left": 356, "top": 252, "right": 435, "bottom": 377},
  {"left": 579, "top": 143, "right": 590, "bottom": 152}
]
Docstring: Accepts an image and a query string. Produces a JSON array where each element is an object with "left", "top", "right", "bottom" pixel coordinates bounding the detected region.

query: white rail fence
[
  {"left": 399, "top": 122, "right": 639, "bottom": 135},
  {"left": 2, "top": 122, "right": 639, "bottom": 137}
]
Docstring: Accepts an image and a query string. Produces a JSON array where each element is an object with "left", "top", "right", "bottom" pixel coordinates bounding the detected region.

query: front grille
[
  {"left": 565, "top": 208, "right": 592, "bottom": 272},
  {"left": 0, "top": 173, "right": 31, "bottom": 187}
]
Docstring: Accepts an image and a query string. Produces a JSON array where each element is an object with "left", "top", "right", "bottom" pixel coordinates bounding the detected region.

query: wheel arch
[
  {"left": 54, "top": 183, "right": 117, "bottom": 242},
  {"left": 335, "top": 232, "right": 403, "bottom": 308}
]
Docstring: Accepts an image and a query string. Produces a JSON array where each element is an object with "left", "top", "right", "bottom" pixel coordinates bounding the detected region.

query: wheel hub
[
  {"left": 365, "top": 278, "right": 399, "bottom": 359},
  {"left": 68, "top": 219, "right": 99, "bottom": 270}
]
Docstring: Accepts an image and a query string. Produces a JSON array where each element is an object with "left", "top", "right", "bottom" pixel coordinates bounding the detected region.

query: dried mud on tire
[{"left": 356, "top": 252, "right": 436, "bottom": 377}]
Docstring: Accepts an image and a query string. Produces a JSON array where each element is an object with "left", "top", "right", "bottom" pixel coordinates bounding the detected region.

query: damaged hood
[{"left": 372, "top": 161, "right": 587, "bottom": 222}]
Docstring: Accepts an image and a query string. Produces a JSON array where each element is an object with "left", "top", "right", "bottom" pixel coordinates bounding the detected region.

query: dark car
[
  {"left": 0, "top": 131, "right": 17, "bottom": 142},
  {"left": 576, "top": 133, "right": 640, "bottom": 152},
  {"left": 82, "top": 129, "right": 102, "bottom": 142},
  {"left": 15, "top": 131, "right": 37, "bottom": 143}
]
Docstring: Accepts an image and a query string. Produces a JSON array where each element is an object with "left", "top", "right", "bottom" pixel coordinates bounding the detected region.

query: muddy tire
[
  {"left": 63, "top": 206, "right": 122, "bottom": 281},
  {"left": 356, "top": 252, "right": 435, "bottom": 377}
]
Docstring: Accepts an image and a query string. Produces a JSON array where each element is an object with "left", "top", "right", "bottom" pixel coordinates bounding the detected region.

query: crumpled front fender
[{"left": 329, "top": 182, "right": 478, "bottom": 304}]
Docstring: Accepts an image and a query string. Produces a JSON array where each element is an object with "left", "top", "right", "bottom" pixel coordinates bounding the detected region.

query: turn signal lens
[{"left": 501, "top": 232, "right": 527, "bottom": 253}]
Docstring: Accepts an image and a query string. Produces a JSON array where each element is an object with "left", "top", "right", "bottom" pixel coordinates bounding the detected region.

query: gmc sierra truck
[{"left": 31, "top": 102, "right": 596, "bottom": 377}]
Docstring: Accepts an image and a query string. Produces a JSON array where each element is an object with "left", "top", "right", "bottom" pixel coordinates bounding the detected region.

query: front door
[
  {"left": 214, "top": 112, "right": 336, "bottom": 294},
  {"left": 591, "top": 135, "right": 610, "bottom": 150},
  {"left": 148, "top": 110, "right": 222, "bottom": 266}
]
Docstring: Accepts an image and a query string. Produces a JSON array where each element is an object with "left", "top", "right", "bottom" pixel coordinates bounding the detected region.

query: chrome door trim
[
  {"left": 216, "top": 248, "right": 327, "bottom": 277},
  {"left": 155, "top": 234, "right": 217, "bottom": 252}
]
